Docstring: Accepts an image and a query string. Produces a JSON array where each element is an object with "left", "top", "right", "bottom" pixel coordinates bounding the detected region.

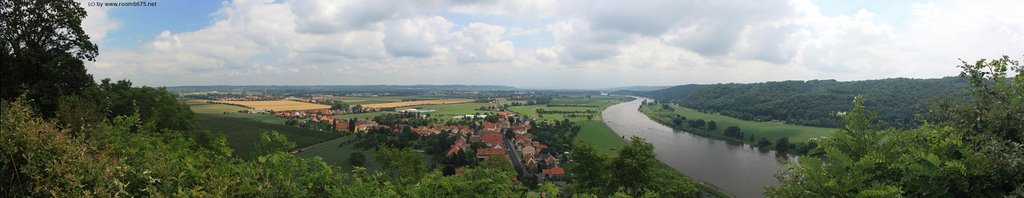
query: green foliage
[
  {"left": 255, "top": 131, "right": 296, "bottom": 156},
  {"left": 768, "top": 56, "right": 1024, "bottom": 197},
  {"left": 569, "top": 142, "right": 612, "bottom": 195},
  {"left": 642, "top": 77, "right": 968, "bottom": 128},
  {"left": 2, "top": 0, "right": 98, "bottom": 117},
  {"left": 349, "top": 151, "right": 366, "bottom": 167},
  {"left": 376, "top": 146, "right": 427, "bottom": 186},
  {"left": 570, "top": 139, "right": 699, "bottom": 197},
  {"left": 611, "top": 137, "right": 657, "bottom": 194}
]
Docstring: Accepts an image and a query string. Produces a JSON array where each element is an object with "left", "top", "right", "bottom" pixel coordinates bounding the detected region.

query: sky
[{"left": 79, "top": 0, "right": 1024, "bottom": 89}]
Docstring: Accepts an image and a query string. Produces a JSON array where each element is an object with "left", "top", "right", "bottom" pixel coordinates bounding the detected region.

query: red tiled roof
[
  {"left": 482, "top": 122, "right": 498, "bottom": 129},
  {"left": 482, "top": 134, "right": 503, "bottom": 146},
  {"left": 476, "top": 148, "right": 506, "bottom": 156},
  {"left": 542, "top": 167, "right": 565, "bottom": 175}
]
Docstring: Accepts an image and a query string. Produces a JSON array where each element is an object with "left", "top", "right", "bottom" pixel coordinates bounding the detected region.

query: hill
[{"left": 629, "top": 77, "right": 969, "bottom": 128}]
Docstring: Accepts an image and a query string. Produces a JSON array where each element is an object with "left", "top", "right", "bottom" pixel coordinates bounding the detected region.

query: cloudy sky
[{"left": 80, "top": 0, "right": 1024, "bottom": 89}]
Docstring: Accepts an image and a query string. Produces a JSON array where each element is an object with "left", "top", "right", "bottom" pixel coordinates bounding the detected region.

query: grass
[
  {"left": 294, "top": 135, "right": 383, "bottom": 172},
  {"left": 641, "top": 103, "right": 835, "bottom": 144},
  {"left": 574, "top": 120, "right": 626, "bottom": 156}
]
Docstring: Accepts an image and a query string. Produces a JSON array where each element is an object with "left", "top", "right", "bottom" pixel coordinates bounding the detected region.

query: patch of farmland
[
  {"left": 361, "top": 98, "right": 474, "bottom": 109},
  {"left": 214, "top": 100, "right": 331, "bottom": 111}
]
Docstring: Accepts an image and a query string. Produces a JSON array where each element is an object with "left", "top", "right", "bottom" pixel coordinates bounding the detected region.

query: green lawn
[
  {"left": 640, "top": 104, "right": 835, "bottom": 143},
  {"left": 574, "top": 120, "right": 626, "bottom": 156}
]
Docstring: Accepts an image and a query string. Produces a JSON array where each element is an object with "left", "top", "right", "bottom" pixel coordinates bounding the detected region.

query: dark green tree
[
  {"left": 2, "top": 0, "right": 99, "bottom": 116},
  {"left": 774, "top": 137, "right": 790, "bottom": 153},
  {"left": 568, "top": 142, "right": 610, "bottom": 195},
  {"left": 611, "top": 136, "right": 657, "bottom": 195},
  {"left": 349, "top": 152, "right": 366, "bottom": 167}
]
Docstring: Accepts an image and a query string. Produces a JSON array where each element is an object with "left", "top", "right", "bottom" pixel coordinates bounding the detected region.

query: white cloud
[
  {"left": 82, "top": 0, "right": 1024, "bottom": 88},
  {"left": 79, "top": 2, "right": 119, "bottom": 44}
]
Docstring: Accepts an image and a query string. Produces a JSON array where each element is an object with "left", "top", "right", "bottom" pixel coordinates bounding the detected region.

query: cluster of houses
[{"left": 275, "top": 107, "right": 566, "bottom": 179}]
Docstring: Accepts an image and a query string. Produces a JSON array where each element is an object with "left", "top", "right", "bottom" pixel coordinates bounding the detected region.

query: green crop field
[
  {"left": 328, "top": 95, "right": 454, "bottom": 105},
  {"left": 332, "top": 111, "right": 393, "bottom": 121},
  {"left": 640, "top": 104, "right": 836, "bottom": 143},
  {"left": 294, "top": 135, "right": 383, "bottom": 172},
  {"left": 404, "top": 102, "right": 493, "bottom": 117},
  {"left": 294, "top": 135, "right": 435, "bottom": 173},
  {"left": 190, "top": 103, "right": 248, "bottom": 114},
  {"left": 195, "top": 113, "right": 341, "bottom": 159},
  {"left": 574, "top": 120, "right": 626, "bottom": 156}
]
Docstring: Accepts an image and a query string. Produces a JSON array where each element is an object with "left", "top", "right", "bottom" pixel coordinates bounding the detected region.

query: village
[{"left": 208, "top": 95, "right": 570, "bottom": 185}]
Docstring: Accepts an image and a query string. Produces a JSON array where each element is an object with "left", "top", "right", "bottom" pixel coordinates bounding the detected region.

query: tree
[
  {"left": 569, "top": 142, "right": 610, "bottom": 195},
  {"left": 611, "top": 136, "right": 657, "bottom": 195},
  {"left": 2, "top": 0, "right": 99, "bottom": 117},
  {"left": 254, "top": 131, "right": 296, "bottom": 156},
  {"left": 756, "top": 137, "right": 772, "bottom": 148},
  {"left": 768, "top": 55, "right": 1024, "bottom": 197},
  {"left": 707, "top": 121, "right": 717, "bottom": 130},
  {"left": 349, "top": 152, "right": 366, "bottom": 167},
  {"left": 774, "top": 137, "right": 790, "bottom": 153},
  {"left": 376, "top": 146, "right": 426, "bottom": 185}
]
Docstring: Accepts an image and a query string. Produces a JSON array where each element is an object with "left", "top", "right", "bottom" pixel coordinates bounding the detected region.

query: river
[{"left": 602, "top": 97, "right": 785, "bottom": 198}]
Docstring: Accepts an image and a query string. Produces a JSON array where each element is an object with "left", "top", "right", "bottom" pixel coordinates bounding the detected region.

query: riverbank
[
  {"left": 638, "top": 102, "right": 834, "bottom": 154},
  {"left": 584, "top": 98, "right": 730, "bottom": 197}
]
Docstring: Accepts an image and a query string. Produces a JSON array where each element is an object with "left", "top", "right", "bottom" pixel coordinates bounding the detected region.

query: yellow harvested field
[
  {"left": 215, "top": 100, "right": 331, "bottom": 111},
  {"left": 362, "top": 98, "right": 474, "bottom": 109}
]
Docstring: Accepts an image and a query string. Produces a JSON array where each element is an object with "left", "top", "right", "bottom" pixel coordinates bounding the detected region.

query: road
[{"left": 504, "top": 137, "right": 530, "bottom": 178}]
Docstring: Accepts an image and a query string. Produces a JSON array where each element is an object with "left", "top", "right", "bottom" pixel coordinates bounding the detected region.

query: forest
[{"left": 631, "top": 77, "right": 970, "bottom": 128}]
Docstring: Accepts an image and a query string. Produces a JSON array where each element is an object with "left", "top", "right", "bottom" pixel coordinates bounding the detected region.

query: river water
[{"left": 601, "top": 97, "right": 785, "bottom": 198}]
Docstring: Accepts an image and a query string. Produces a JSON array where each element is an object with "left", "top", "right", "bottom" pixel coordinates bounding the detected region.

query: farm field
[
  {"left": 641, "top": 104, "right": 835, "bottom": 143},
  {"left": 362, "top": 98, "right": 474, "bottom": 109},
  {"left": 509, "top": 96, "right": 628, "bottom": 122},
  {"left": 190, "top": 103, "right": 288, "bottom": 125},
  {"left": 404, "top": 102, "right": 493, "bottom": 117},
  {"left": 214, "top": 100, "right": 331, "bottom": 111},
  {"left": 332, "top": 111, "right": 393, "bottom": 121},
  {"left": 190, "top": 103, "right": 248, "bottom": 114},
  {"left": 328, "top": 95, "right": 452, "bottom": 105},
  {"left": 196, "top": 114, "right": 341, "bottom": 159},
  {"left": 294, "top": 136, "right": 382, "bottom": 172},
  {"left": 294, "top": 135, "right": 435, "bottom": 173},
  {"left": 574, "top": 120, "right": 626, "bottom": 156}
]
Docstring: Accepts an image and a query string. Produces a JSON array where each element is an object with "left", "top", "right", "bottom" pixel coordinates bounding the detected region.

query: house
[
  {"left": 512, "top": 125, "right": 530, "bottom": 134},
  {"left": 481, "top": 134, "right": 504, "bottom": 148},
  {"left": 525, "top": 157, "right": 539, "bottom": 170},
  {"left": 335, "top": 122, "right": 350, "bottom": 132},
  {"left": 498, "top": 120, "right": 511, "bottom": 129},
  {"left": 482, "top": 122, "right": 499, "bottom": 131},
  {"left": 497, "top": 111, "right": 515, "bottom": 117},
  {"left": 541, "top": 154, "right": 558, "bottom": 168},
  {"left": 479, "top": 127, "right": 501, "bottom": 135},
  {"left": 541, "top": 167, "right": 565, "bottom": 178},
  {"left": 412, "top": 126, "right": 438, "bottom": 136},
  {"left": 521, "top": 145, "right": 536, "bottom": 159},
  {"left": 476, "top": 148, "right": 507, "bottom": 161}
]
